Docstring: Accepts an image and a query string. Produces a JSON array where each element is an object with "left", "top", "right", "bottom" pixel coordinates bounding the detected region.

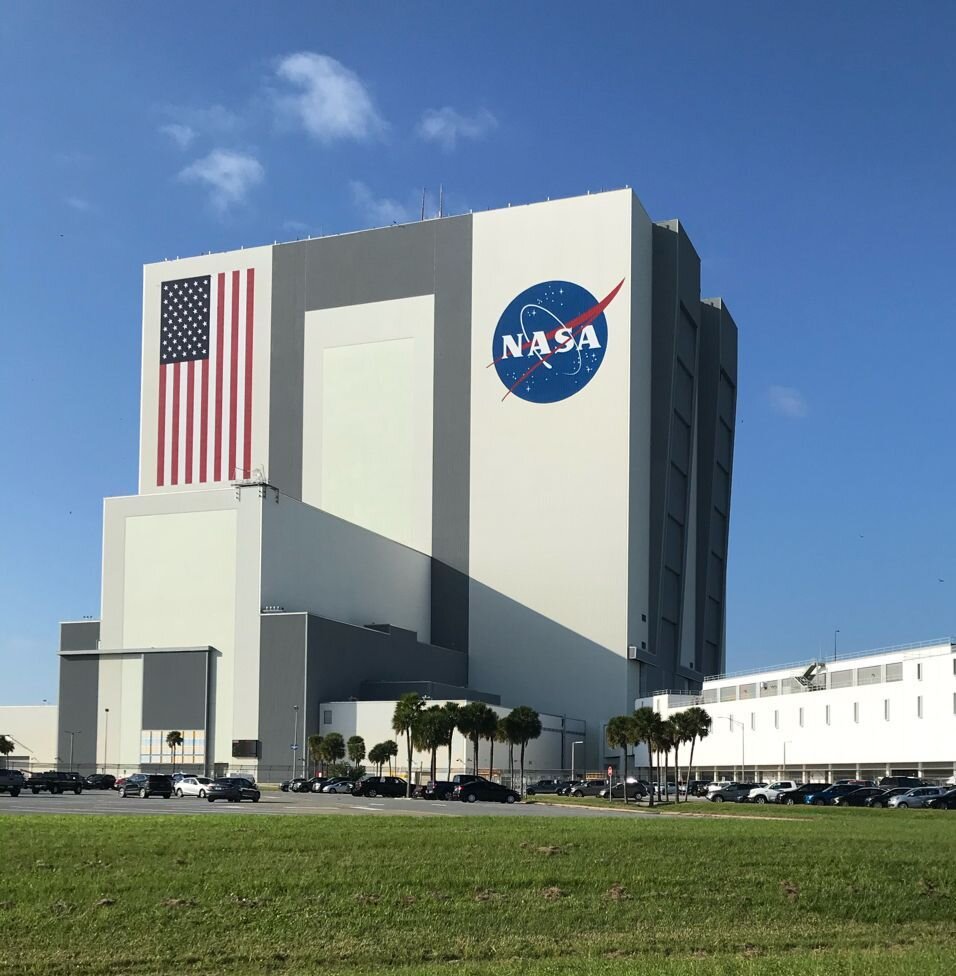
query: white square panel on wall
[{"left": 302, "top": 295, "right": 434, "bottom": 555}]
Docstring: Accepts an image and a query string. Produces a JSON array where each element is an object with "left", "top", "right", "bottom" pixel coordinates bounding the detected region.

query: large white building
[
  {"left": 3, "top": 188, "right": 738, "bottom": 780},
  {"left": 634, "top": 638, "right": 956, "bottom": 783}
]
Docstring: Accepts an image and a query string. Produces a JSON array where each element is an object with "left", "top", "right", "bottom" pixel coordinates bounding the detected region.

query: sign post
[{"left": 607, "top": 765, "right": 613, "bottom": 804}]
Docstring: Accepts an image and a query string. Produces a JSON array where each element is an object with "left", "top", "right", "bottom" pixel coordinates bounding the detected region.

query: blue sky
[{"left": 3, "top": 3, "right": 955, "bottom": 702}]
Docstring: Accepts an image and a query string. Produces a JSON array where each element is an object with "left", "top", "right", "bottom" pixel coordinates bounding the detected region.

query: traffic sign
[{"left": 607, "top": 765, "right": 613, "bottom": 778}]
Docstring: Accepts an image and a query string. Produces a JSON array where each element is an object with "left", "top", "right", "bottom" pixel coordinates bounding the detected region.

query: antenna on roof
[{"left": 420, "top": 188, "right": 426, "bottom": 221}]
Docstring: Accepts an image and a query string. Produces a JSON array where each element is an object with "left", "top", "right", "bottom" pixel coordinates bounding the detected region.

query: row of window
[
  {"left": 139, "top": 728, "right": 206, "bottom": 765},
  {"left": 725, "top": 693, "right": 954, "bottom": 732}
]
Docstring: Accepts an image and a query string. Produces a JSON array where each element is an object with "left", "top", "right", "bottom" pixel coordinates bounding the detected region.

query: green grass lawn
[{"left": 1, "top": 811, "right": 954, "bottom": 975}]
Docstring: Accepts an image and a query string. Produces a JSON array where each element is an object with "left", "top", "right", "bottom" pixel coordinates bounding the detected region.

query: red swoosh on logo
[{"left": 492, "top": 279, "right": 625, "bottom": 401}]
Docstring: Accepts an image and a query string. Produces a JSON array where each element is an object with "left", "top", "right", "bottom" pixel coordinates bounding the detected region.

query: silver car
[{"left": 887, "top": 787, "right": 946, "bottom": 809}]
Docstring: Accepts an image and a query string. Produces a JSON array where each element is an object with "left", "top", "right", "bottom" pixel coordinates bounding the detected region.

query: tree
[
  {"left": 347, "top": 736, "right": 366, "bottom": 766},
  {"left": 681, "top": 706, "right": 713, "bottom": 788},
  {"left": 368, "top": 741, "right": 389, "bottom": 775},
  {"left": 392, "top": 693, "right": 425, "bottom": 796},
  {"left": 495, "top": 719, "right": 510, "bottom": 783},
  {"left": 499, "top": 714, "right": 519, "bottom": 785},
  {"left": 166, "top": 730, "right": 183, "bottom": 772},
  {"left": 632, "top": 706, "right": 664, "bottom": 807},
  {"left": 658, "top": 718, "right": 679, "bottom": 803},
  {"left": 320, "top": 732, "right": 346, "bottom": 769},
  {"left": 308, "top": 734, "right": 324, "bottom": 775},
  {"left": 507, "top": 706, "right": 542, "bottom": 794},
  {"left": 0, "top": 735, "right": 14, "bottom": 767},
  {"left": 439, "top": 703, "right": 460, "bottom": 780},
  {"left": 412, "top": 706, "right": 447, "bottom": 782},
  {"left": 456, "top": 701, "right": 497, "bottom": 776},
  {"left": 383, "top": 739, "right": 398, "bottom": 775},
  {"left": 669, "top": 711, "right": 695, "bottom": 804},
  {"left": 606, "top": 715, "right": 634, "bottom": 803}
]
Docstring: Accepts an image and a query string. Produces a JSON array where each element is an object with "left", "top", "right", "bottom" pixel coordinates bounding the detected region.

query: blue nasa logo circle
[{"left": 491, "top": 279, "right": 618, "bottom": 403}]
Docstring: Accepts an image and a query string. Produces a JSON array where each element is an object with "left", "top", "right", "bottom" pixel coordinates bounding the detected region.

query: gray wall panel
[
  {"left": 141, "top": 651, "right": 207, "bottom": 730},
  {"left": 57, "top": 655, "right": 99, "bottom": 772},
  {"left": 258, "top": 614, "right": 308, "bottom": 775},
  {"left": 59, "top": 621, "right": 100, "bottom": 651}
]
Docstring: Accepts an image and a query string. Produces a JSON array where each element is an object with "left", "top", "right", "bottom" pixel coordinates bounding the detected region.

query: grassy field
[{"left": 1, "top": 810, "right": 954, "bottom": 975}]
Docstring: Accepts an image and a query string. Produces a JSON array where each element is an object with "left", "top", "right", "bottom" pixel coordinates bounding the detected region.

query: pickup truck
[
  {"left": 26, "top": 771, "right": 84, "bottom": 795},
  {"left": 747, "top": 780, "right": 798, "bottom": 804},
  {"left": 0, "top": 769, "right": 25, "bottom": 796}
]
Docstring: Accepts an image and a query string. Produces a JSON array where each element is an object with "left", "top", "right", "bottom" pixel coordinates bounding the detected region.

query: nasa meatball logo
[{"left": 490, "top": 278, "right": 624, "bottom": 402}]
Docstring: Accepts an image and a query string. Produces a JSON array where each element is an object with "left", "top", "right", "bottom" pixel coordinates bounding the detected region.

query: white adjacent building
[{"left": 635, "top": 638, "right": 956, "bottom": 783}]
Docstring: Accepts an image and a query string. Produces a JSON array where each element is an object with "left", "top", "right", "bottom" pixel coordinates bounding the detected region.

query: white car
[
  {"left": 748, "top": 780, "right": 798, "bottom": 805},
  {"left": 175, "top": 776, "right": 214, "bottom": 798},
  {"left": 887, "top": 787, "right": 946, "bottom": 809},
  {"left": 321, "top": 778, "right": 354, "bottom": 794},
  {"left": 705, "top": 780, "right": 731, "bottom": 795}
]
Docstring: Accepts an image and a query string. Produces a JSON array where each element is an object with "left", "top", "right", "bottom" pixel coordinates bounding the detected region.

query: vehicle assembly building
[{"left": 48, "top": 188, "right": 737, "bottom": 777}]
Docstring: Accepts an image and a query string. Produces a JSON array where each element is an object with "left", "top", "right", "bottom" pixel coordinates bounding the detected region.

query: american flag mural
[{"left": 156, "top": 269, "right": 255, "bottom": 486}]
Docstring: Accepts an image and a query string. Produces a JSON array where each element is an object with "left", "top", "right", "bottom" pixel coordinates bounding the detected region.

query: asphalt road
[{"left": 0, "top": 789, "right": 658, "bottom": 819}]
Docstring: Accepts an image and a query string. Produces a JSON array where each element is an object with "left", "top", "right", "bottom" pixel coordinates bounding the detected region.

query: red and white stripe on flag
[{"left": 156, "top": 268, "right": 255, "bottom": 487}]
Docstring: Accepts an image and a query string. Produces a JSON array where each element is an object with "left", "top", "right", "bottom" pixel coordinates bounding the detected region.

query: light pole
[
  {"left": 291, "top": 705, "right": 299, "bottom": 781},
  {"left": 570, "top": 740, "right": 584, "bottom": 781},
  {"left": 103, "top": 708, "right": 110, "bottom": 774},
  {"left": 833, "top": 629, "right": 840, "bottom": 661},
  {"left": 728, "top": 719, "right": 745, "bottom": 778},
  {"left": 782, "top": 740, "right": 793, "bottom": 777},
  {"left": 64, "top": 731, "right": 80, "bottom": 772}
]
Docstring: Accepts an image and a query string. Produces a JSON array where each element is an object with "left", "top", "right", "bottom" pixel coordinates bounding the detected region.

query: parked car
[
  {"left": 863, "top": 788, "right": 910, "bottom": 808},
  {"left": 525, "top": 779, "right": 571, "bottom": 796},
  {"left": 120, "top": 774, "right": 174, "bottom": 798},
  {"left": 833, "top": 779, "right": 875, "bottom": 788},
  {"left": 887, "top": 787, "right": 947, "bottom": 809},
  {"left": 927, "top": 789, "right": 956, "bottom": 810},
  {"left": 84, "top": 774, "right": 116, "bottom": 790},
  {"left": 452, "top": 776, "right": 520, "bottom": 804},
  {"left": 320, "top": 778, "right": 354, "bottom": 794},
  {"left": 878, "top": 776, "right": 927, "bottom": 790},
  {"left": 27, "top": 771, "right": 84, "bottom": 795},
  {"left": 280, "top": 777, "right": 311, "bottom": 793},
  {"left": 352, "top": 776, "right": 408, "bottom": 798},
  {"left": 227, "top": 772, "right": 257, "bottom": 786},
  {"left": 420, "top": 781, "right": 457, "bottom": 800},
  {"left": 775, "top": 782, "right": 831, "bottom": 805},
  {"left": 0, "top": 769, "right": 25, "bottom": 796},
  {"left": 205, "top": 778, "right": 260, "bottom": 803},
  {"left": 598, "top": 779, "right": 648, "bottom": 800},
  {"left": 803, "top": 784, "right": 866, "bottom": 806},
  {"left": 569, "top": 780, "right": 608, "bottom": 798},
  {"left": 833, "top": 787, "right": 888, "bottom": 807},
  {"left": 747, "top": 781, "right": 798, "bottom": 804},
  {"left": 175, "top": 775, "right": 214, "bottom": 798},
  {"left": 709, "top": 782, "right": 760, "bottom": 803},
  {"left": 685, "top": 780, "right": 710, "bottom": 797}
]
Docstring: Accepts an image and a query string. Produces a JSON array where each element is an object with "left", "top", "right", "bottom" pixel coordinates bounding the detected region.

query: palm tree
[
  {"left": 605, "top": 715, "right": 633, "bottom": 803},
  {"left": 347, "top": 735, "right": 366, "bottom": 767},
  {"left": 308, "top": 734, "right": 324, "bottom": 775},
  {"left": 632, "top": 706, "right": 663, "bottom": 807},
  {"left": 681, "top": 706, "right": 713, "bottom": 786},
  {"left": 506, "top": 706, "right": 542, "bottom": 794},
  {"left": 392, "top": 693, "right": 424, "bottom": 796},
  {"left": 320, "top": 732, "right": 346, "bottom": 771},
  {"left": 456, "top": 701, "right": 493, "bottom": 775},
  {"left": 439, "top": 703, "right": 460, "bottom": 780},
  {"left": 0, "top": 735, "right": 14, "bottom": 768},
  {"left": 500, "top": 712, "right": 519, "bottom": 786},
  {"left": 659, "top": 718, "right": 679, "bottom": 803},
  {"left": 475, "top": 704, "right": 500, "bottom": 776},
  {"left": 383, "top": 739, "right": 398, "bottom": 775},
  {"left": 166, "top": 731, "right": 183, "bottom": 772},
  {"left": 367, "top": 742, "right": 385, "bottom": 775},
  {"left": 495, "top": 719, "right": 510, "bottom": 784},
  {"left": 669, "top": 711, "right": 694, "bottom": 804},
  {"left": 412, "top": 706, "right": 446, "bottom": 782}
]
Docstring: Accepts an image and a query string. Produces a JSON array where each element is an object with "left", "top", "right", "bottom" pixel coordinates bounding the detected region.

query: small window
[
  {"left": 774, "top": 709, "right": 779, "bottom": 730},
  {"left": 853, "top": 702, "right": 859, "bottom": 723},
  {"left": 884, "top": 699, "right": 890, "bottom": 721},
  {"left": 917, "top": 663, "right": 923, "bottom": 681},
  {"left": 750, "top": 712, "right": 756, "bottom": 731},
  {"left": 917, "top": 696, "right": 923, "bottom": 719},
  {"left": 323, "top": 710, "right": 333, "bottom": 725},
  {"left": 798, "top": 707, "right": 804, "bottom": 728},
  {"left": 825, "top": 705, "right": 831, "bottom": 725}
]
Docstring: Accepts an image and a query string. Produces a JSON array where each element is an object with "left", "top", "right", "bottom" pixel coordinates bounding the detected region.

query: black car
[
  {"left": 280, "top": 777, "right": 312, "bottom": 793},
  {"left": 27, "top": 771, "right": 85, "bottom": 795},
  {"left": 878, "top": 776, "right": 927, "bottom": 790},
  {"left": 0, "top": 769, "right": 25, "bottom": 796},
  {"left": 84, "top": 774, "right": 116, "bottom": 790},
  {"left": 598, "top": 780, "right": 649, "bottom": 800},
  {"left": 927, "top": 789, "right": 956, "bottom": 810},
  {"left": 525, "top": 779, "right": 571, "bottom": 796},
  {"left": 775, "top": 782, "right": 831, "bottom": 805},
  {"left": 120, "top": 774, "right": 174, "bottom": 798},
  {"left": 352, "top": 776, "right": 408, "bottom": 798},
  {"left": 832, "top": 787, "right": 887, "bottom": 807},
  {"left": 420, "top": 781, "right": 456, "bottom": 800},
  {"left": 206, "top": 778, "right": 260, "bottom": 803},
  {"left": 452, "top": 776, "right": 520, "bottom": 804},
  {"left": 685, "top": 780, "right": 710, "bottom": 797}
]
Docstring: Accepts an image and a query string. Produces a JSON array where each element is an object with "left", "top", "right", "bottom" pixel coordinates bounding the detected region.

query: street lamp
[
  {"left": 833, "top": 629, "right": 840, "bottom": 661},
  {"left": 103, "top": 708, "right": 110, "bottom": 774},
  {"left": 64, "top": 731, "right": 80, "bottom": 772},
  {"left": 727, "top": 719, "right": 745, "bottom": 778},
  {"left": 291, "top": 705, "right": 300, "bottom": 781},
  {"left": 570, "top": 740, "right": 584, "bottom": 781}
]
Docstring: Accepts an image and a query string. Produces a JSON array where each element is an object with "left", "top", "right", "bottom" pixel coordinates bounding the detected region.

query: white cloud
[
  {"left": 417, "top": 106, "right": 497, "bottom": 151},
  {"left": 349, "top": 180, "right": 413, "bottom": 226},
  {"left": 274, "top": 52, "right": 385, "bottom": 142},
  {"left": 160, "top": 123, "right": 196, "bottom": 149},
  {"left": 179, "top": 150, "right": 264, "bottom": 211},
  {"left": 768, "top": 385, "right": 809, "bottom": 418}
]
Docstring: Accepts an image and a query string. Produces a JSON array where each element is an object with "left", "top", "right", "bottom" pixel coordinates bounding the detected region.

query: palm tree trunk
[
  {"left": 430, "top": 747, "right": 437, "bottom": 782},
  {"left": 446, "top": 738, "right": 453, "bottom": 781},
  {"left": 673, "top": 744, "right": 680, "bottom": 803},
  {"left": 489, "top": 738, "right": 495, "bottom": 780},
  {"left": 622, "top": 746, "right": 628, "bottom": 805},
  {"left": 664, "top": 751, "right": 669, "bottom": 803},
  {"left": 687, "top": 736, "right": 697, "bottom": 795},
  {"left": 472, "top": 736, "right": 479, "bottom": 775},
  {"left": 648, "top": 747, "right": 655, "bottom": 807},
  {"left": 519, "top": 741, "right": 526, "bottom": 795},
  {"left": 405, "top": 731, "right": 413, "bottom": 797},
  {"left": 509, "top": 743, "right": 514, "bottom": 786}
]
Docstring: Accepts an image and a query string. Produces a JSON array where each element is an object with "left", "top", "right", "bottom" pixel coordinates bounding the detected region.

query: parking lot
[{"left": 0, "top": 788, "right": 659, "bottom": 819}]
